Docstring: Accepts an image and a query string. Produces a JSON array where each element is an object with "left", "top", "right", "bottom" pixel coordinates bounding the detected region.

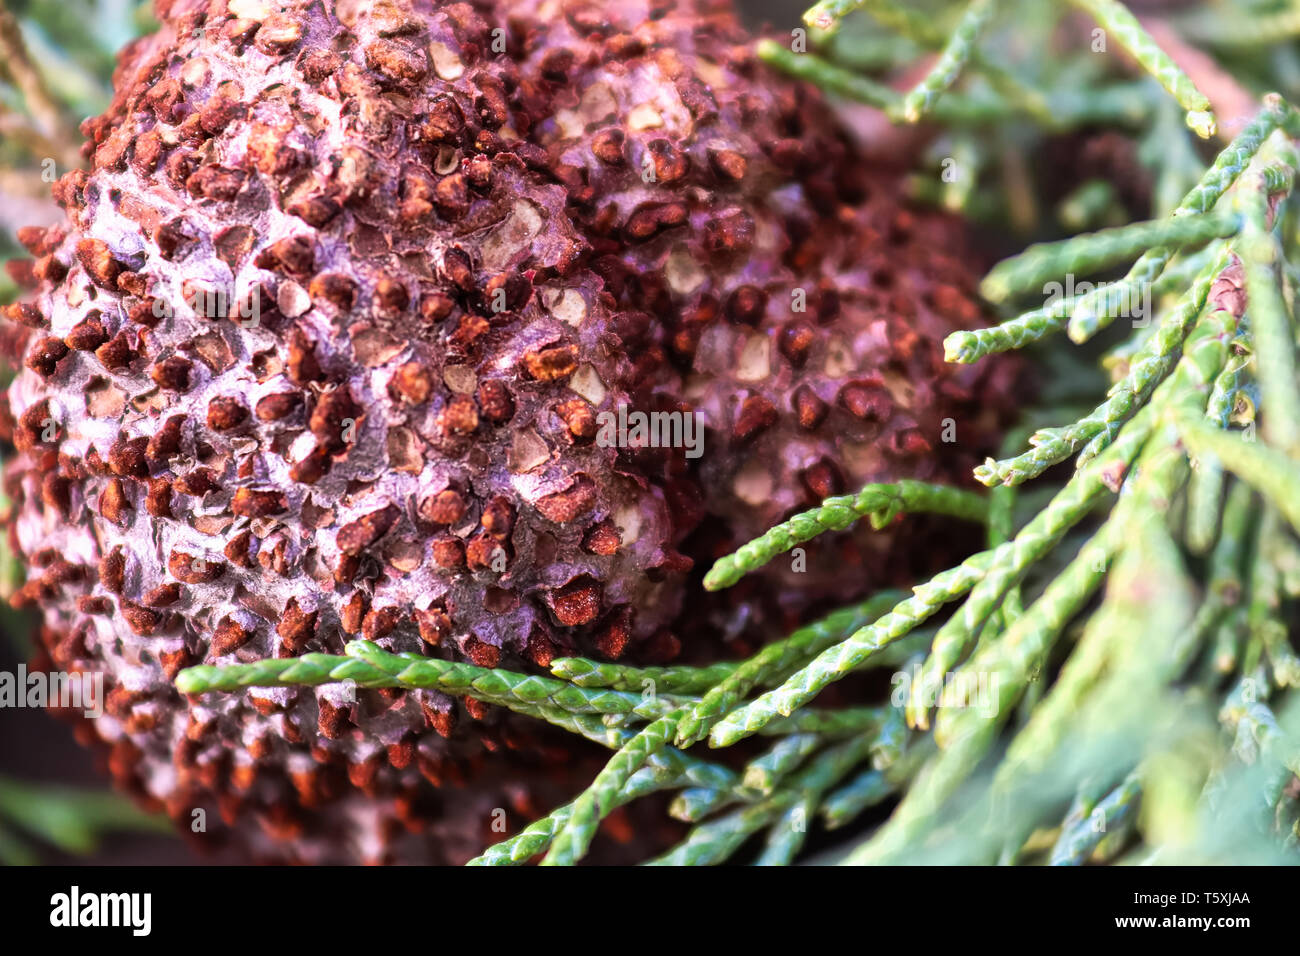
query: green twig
[
  {"left": 900, "top": 0, "right": 997, "bottom": 123},
  {"left": 1070, "top": 0, "right": 1215, "bottom": 137},
  {"left": 980, "top": 213, "right": 1237, "bottom": 305},
  {"left": 704, "top": 481, "right": 987, "bottom": 590},
  {"left": 673, "top": 590, "right": 906, "bottom": 747}
]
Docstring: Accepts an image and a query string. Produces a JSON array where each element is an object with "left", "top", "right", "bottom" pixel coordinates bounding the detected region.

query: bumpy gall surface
[{"left": 0, "top": 0, "right": 1017, "bottom": 862}]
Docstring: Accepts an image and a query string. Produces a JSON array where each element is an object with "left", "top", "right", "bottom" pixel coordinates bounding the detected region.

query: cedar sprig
[
  {"left": 1049, "top": 771, "right": 1142, "bottom": 865},
  {"left": 673, "top": 589, "right": 908, "bottom": 747},
  {"left": 1069, "top": 0, "right": 1215, "bottom": 137},
  {"left": 974, "top": 245, "right": 1229, "bottom": 486},
  {"left": 899, "top": 0, "right": 997, "bottom": 122},
  {"left": 978, "top": 213, "right": 1238, "bottom": 304},
  {"left": 702, "top": 481, "right": 987, "bottom": 590},
  {"left": 946, "top": 100, "right": 1285, "bottom": 364},
  {"left": 548, "top": 657, "right": 736, "bottom": 696}
]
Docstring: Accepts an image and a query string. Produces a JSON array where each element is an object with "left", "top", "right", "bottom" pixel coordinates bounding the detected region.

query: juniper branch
[
  {"left": 549, "top": 658, "right": 735, "bottom": 695},
  {"left": 703, "top": 481, "right": 987, "bottom": 590},
  {"left": 944, "top": 302, "right": 1073, "bottom": 364},
  {"left": 743, "top": 733, "right": 824, "bottom": 794},
  {"left": 648, "top": 734, "right": 875, "bottom": 865},
  {"left": 673, "top": 589, "right": 906, "bottom": 747},
  {"left": 976, "top": 246, "right": 1227, "bottom": 486},
  {"left": 720, "top": 406, "right": 1150, "bottom": 741},
  {"left": 469, "top": 745, "right": 735, "bottom": 865},
  {"left": 804, "top": 0, "right": 947, "bottom": 45},
  {"left": 855, "top": 306, "right": 1232, "bottom": 862},
  {"left": 178, "top": 640, "right": 692, "bottom": 723},
  {"left": 1069, "top": 0, "right": 1215, "bottom": 137},
  {"left": 980, "top": 213, "right": 1237, "bottom": 304},
  {"left": 820, "top": 769, "right": 893, "bottom": 829},
  {"left": 669, "top": 787, "right": 732, "bottom": 823},
  {"left": 1251, "top": 509, "right": 1300, "bottom": 689},
  {"left": 1049, "top": 771, "right": 1141, "bottom": 865},
  {"left": 900, "top": 0, "right": 996, "bottom": 123},
  {"left": 1186, "top": 349, "right": 1248, "bottom": 553},
  {"left": 0, "top": 1, "right": 79, "bottom": 162},
  {"left": 1028, "top": 316, "right": 1231, "bottom": 716},
  {"left": 1175, "top": 419, "right": 1300, "bottom": 533},
  {"left": 755, "top": 795, "right": 820, "bottom": 865},
  {"left": 543, "top": 712, "right": 684, "bottom": 866},
  {"left": 1178, "top": 7, "right": 1300, "bottom": 48},
  {"left": 908, "top": 401, "right": 1168, "bottom": 731},
  {"left": 1194, "top": 481, "right": 1255, "bottom": 667},
  {"left": 1068, "top": 101, "right": 1286, "bottom": 342},
  {"left": 1238, "top": 163, "right": 1300, "bottom": 455},
  {"left": 708, "top": 553, "right": 995, "bottom": 746},
  {"left": 759, "top": 41, "right": 1132, "bottom": 127}
]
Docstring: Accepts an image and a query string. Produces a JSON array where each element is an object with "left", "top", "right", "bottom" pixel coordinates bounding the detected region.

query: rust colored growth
[
  {"left": 25, "top": 337, "right": 69, "bottom": 378},
  {"left": 145, "top": 416, "right": 185, "bottom": 469},
  {"left": 594, "top": 607, "right": 634, "bottom": 659},
  {"left": 522, "top": 345, "right": 579, "bottom": 382},
  {"left": 211, "top": 616, "right": 254, "bottom": 656},
  {"left": 231, "top": 488, "right": 287, "bottom": 517},
  {"left": 146, "top": 477, "right": 174, "bottom": 517},
  {"left": 479, "top": 496, "right": 516, "bottom": 540},
  {"left": 337, "top": 504, "right": 401, "bottom": 556},
  {"left": 151, "top": 356, "right": 194, "bottom": 392},
  {"left": 431, "top": 536, "right": 466, "bottom": 568},
  {"left": 437, "top": 394, "right": 479, "bottom": 435},
  {"left": 419, "top": 488, "right": 467, "bottom": 526},
  {"left": 536, "top": 476, "right": 597, "bottom": 524},
  {"left": 733, "top": 395, "right": 777, "bottom": 443},
  {"left": 582, "top": 520, "right": 621, "bottom": 555},
  {"left": 97, "top": 547, "right": 126, "bottom": 593},
  {"left": 708, "top": 147, "right": 747, "bottom": 181},
  {"left": 476, "top": 380, "right": 514, "bottom": 424},
  {"left": 463, "top": 636, "right": 500, "bottom": 668},
  {"left": 108, "top": 437, "right": 150, "bottom": 478},
  {"left": 624, "top": 201, "right": 689, "bottom": 242},
  {"left": 778, "top": 321, "right": 816, "bottom": 367},
  {"left": 416, "top": 605, "right": 452, "bottom": 646},
  {"left": 256, "top": 236, "right": 316, "bottom": 276},
  {"left": 591, "top": 128, "right": 626, "bottom": 164},
  {"left": 287, "top": 328, "right": 326, "bottom": 385},
  {"left": 122, "top": 602, "right": 164, "bottom": 636},
  {"left": 839, "top": 380, "right": 893, "bottom": 422},
  {"left": 309, "top": 273, "right": 359, "bottom": 311},
  {"left": 95, "top": 330, "right": 141, "bottom": 370},
  {"left": 292, "top": 447, "right": 333, "bottom": 484},
  {"left": 554, "top": 399, "right": 597, "bottom": 442},
  {"left": 207, "top": 396, "right": 249, "bottom": 431},
  {"left": 75, "top": 239, "right": 125, "bottom": 288},
  {"left": 310, "top": 386, "right": 361, "bottom": 451},
  {"left": 547, "top": 577, "right": 603, "bottom": 627},
  {"left": 0, "top": 0, "right": 1021, "bottom": 866},
  {"left": 702, "top": 209, "right": 755, "bottom": 256},
  {"left": 143, "top": 582, "right": 183, "bottom": 607},
  {"left": 65, "top": 315, "right": 109, "bottom": 351},
  {"left": 462, "top": 531, "right": 501, "bottom": 570},
  {"left": 98, "top": 481, "right": 131, "bottom": 528},
  {"left": 224, "top": 530, "right": 254, "bottom": 568},
  {"left": 644, "top": 139, "right": 690, "bottom": 182},
  {"left": 175, "top": 468, "right": 219, "bottom": 496},
  {"left": 362, "top": 606, "right": 404, "bottom": 641},
  {"left": 255, "top": 391, "right": 303, "bottom": 421},
  {"left": 317, "top": 698, "right": 350, "bottom": 739},
  {"left": 169, "top": 549, "right": 224, "bottom": 584}
]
